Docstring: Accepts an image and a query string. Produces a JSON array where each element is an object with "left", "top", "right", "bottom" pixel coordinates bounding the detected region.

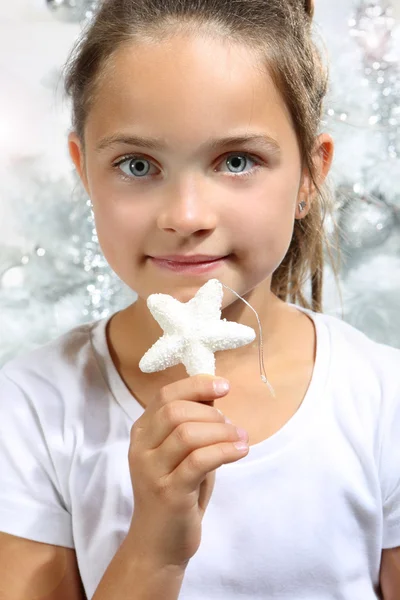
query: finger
[
  {"left": 135, "top": 398, "right": 229, "bottom": 451},
  {"left": 170, "top": 438, "right": 250, "bottom": 494},
  {"left": 154, "top": 375, "right": 230, "bottom": 409},
  {"left": 134, "top": 375, "right": 230, "bottom": 448},
  {"left": 155, "top": 421, "right": 245, "bottom": 474}
]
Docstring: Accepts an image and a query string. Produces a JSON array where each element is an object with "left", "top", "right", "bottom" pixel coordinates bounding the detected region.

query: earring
[{"left": 298, "top": 200, "right": 307, "bottom": 213}]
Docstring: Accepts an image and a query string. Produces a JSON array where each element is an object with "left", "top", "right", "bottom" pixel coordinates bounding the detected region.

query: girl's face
[{"left": 69, "top": 33, "right": 332, "bottom": 307}]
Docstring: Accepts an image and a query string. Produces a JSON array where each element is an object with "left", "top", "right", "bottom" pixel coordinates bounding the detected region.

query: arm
[
  {"left": 0, "top": 531, "right": 86, "bottom": 600},
  {"left": 0, "top": 528, "right": 186, "bottom": 600},
  {"left": 380, "top": 547, "right": 400, "bottom": 600},
  {"left": 91, "top": 526, "right": 186, "bottom": 600}
]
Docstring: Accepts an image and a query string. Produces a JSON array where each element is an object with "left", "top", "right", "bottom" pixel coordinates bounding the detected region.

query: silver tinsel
[
  {"left": 46, "top": 0, "right": 98, "bottom": 23},
  {"left": 0, "top": 161, "right": 135, "bottom": 366},
  {"left": 323, "top": 0, "right": 400, "bottom": 347}
]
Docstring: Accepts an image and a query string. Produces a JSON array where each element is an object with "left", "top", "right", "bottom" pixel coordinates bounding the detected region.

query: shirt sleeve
[
  {"left": 0, "top": 369, "right": 74, "bottom": 548},
  {"left": 379, "top": 385, "right": 400, "bottom": 549}
]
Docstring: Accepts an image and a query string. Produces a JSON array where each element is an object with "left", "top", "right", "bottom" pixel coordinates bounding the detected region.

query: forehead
[{"left": 85, "top": 33, "right": 295, "bottom": 150}]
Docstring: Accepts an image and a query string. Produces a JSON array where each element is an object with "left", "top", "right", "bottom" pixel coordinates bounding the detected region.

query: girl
[{"left": 0, "top": 0, "right": 399, "bottom": 598}]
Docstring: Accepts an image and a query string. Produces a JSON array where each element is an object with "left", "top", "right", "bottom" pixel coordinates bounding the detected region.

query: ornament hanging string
[{"left": 219, "top": 281, "right": 276, "bottom": 398}]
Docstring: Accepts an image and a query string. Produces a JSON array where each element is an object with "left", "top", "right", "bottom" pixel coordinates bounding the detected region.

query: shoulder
[
  {"left": 313, "top": 310, "right": 400, "bottom": 413},
  {"left": 317, "top": 310, "right": 400, "bottom": 375}
]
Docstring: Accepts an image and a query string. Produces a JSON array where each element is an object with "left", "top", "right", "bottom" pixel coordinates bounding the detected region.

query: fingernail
[
  {"left": 234, "top": 441, "right": 249, "bottom": 452},
  {"left": 216, "top": 409, "right": 232, "bottom": 424},
  {"left": 213, "top": 379, "right": 230, "bottom": 396}
]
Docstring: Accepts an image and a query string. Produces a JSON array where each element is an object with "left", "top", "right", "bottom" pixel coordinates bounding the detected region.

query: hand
[{"left": 127, "top": 374, "right": 249, "bottom": 569}]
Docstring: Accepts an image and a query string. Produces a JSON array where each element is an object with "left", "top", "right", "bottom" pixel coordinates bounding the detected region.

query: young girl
[{"left": 1, "top": 0, "right": 399, "bottom": 598}]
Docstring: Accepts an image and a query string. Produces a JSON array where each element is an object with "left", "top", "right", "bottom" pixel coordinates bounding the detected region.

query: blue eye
[
  {"left": 114, "top": 156, "right": 155, "bottom": 178},
  {"left": 222, "top": 154, "right": 257, "bottom": 176},
  {"left": 112, "top": 152, "right": 263, "bottom": 182}
]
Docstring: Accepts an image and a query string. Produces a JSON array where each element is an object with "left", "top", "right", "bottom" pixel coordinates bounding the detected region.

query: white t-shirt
[{"left": 0, "top": 304, "right": 399, "bottom": 599}]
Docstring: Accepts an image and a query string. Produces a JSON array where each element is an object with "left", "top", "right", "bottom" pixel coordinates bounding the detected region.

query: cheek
[
  {"left": 87, "top": 164, "right": 151, "bottom": 232},
  {"left": 90, "top": 187, "right": 153, "bottom": 266},
  {"left": 228, "top": 185, "right": 296, "bottom": 251}
]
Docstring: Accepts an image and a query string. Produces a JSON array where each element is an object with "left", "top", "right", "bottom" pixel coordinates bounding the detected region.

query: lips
[
  {"left": 151, "top": 255, "right": 226, "bottom": 264},
  {"left": 149, "top": 255, "right": 229, "bottom": 274}
]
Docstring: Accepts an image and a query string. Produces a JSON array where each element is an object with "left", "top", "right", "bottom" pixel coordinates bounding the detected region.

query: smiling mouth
[
  {"left": 151, "top": 255, "right": 228, "bottom": 264},
  {"left": 149, "top": 255, "right": 230, "bottom": 273}
]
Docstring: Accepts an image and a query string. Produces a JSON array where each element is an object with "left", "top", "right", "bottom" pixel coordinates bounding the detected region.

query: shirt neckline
[{"left": 90, "top": 303, "right": 331, "bottom": 465}]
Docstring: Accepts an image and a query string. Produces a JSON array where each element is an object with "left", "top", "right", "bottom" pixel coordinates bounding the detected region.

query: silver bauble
[{"left": 338, "top": 191, "right": 395, "bottom": 250}]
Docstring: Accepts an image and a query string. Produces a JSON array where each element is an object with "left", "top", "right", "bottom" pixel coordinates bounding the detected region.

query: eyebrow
[{"left": 95, "top": 133, "right": 281, "bottom": 155}]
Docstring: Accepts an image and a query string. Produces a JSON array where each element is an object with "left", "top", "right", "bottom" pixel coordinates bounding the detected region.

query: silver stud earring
[{"left": 298, "top": 200, "right": 307, "bottom": 213}]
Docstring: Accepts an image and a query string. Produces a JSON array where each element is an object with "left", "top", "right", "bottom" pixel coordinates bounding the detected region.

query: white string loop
[{"left": 220, "top": 282, "right": 276, "bottom": 398}]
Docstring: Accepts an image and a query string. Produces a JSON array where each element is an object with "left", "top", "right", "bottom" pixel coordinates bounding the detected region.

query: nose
[{"left": 157, "top": 178, "right": 218, "bottom": 237}]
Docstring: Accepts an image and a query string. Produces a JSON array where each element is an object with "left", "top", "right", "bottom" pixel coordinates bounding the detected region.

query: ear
[
  {"left": 296, "top": 132, "right": 334, "bottom": 220},
  {"left": 68, "top": 131, "right": 90, "bottom": 196}
]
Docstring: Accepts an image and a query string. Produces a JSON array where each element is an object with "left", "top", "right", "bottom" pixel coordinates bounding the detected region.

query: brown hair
[{"left": 63, "top": 0, "right": 340, "bottom": 313}]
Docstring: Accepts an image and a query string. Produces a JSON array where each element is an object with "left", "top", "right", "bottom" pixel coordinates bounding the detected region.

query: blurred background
[{"left": 0, "top": 0, "right": 400, "bottom": 366}]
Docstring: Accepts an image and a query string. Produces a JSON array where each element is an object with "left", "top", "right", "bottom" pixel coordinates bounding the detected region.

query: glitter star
[{"left": 138, "top": 278, "right": 256, "bottom": 377}]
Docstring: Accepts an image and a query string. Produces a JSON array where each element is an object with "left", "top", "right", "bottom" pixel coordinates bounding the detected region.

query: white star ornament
[{"left": 138, "top": 278, "right": 256, "bottom": 377}]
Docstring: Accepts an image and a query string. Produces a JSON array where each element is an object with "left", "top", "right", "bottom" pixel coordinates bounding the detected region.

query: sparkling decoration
[
  {"left": 320, "top": 0, "right": 400, "bottom": 347},
  {"left": 349, "top": 2, "right": 397, "bottom": 64},
  {"left": 0, "top": 247, "right": 81, "bottom": 304},
  {"left": 46, "top": 0, "right": 98, "bottom": 23},
  {"left": 0, "top": 160, "right": 135, "bottom": 366},
  {"left": 139, "top": 279, "right": 256, "bottom": 377},
  {"left": 327, "top": 1, "right": 400, "bottom": 138},
  {"left": 335, "top": 255, "right": 400, "bottom": 348},
  {"left": 68, "top": 177, "right": 137, "bottom": 320},
  {"left": 337, "top": 1, "right": 400, "bottom": 250},
  {"left": 325, "top": 0, "right": 400, "bottom": 209},
  {"left": 349, "top": 2, "right": 400, "bottom": 161},
  {"left": 338, "top": 185, "right": 397, "bottom": 250}
]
